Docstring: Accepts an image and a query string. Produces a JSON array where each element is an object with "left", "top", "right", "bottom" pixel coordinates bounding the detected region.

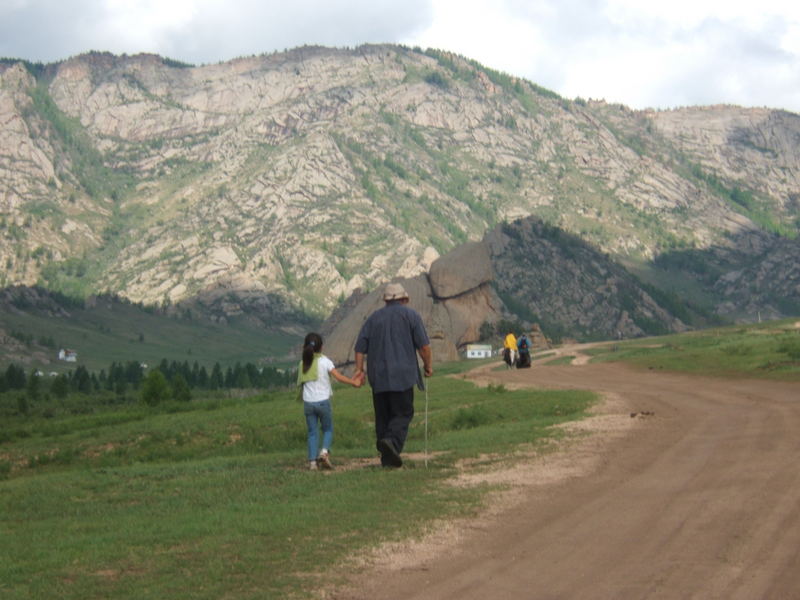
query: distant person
[
  {"left": 517, "top": 333, "right": 532, "bottom": 368},
  {"left": 354, "top": 283, "right": 432, "bottom": 468},
  {"left": 297, "top": 332, "right": 363, "bottom": 470},
  {"left": 503, "top": 331, "right": 518, "bottom": 368}
]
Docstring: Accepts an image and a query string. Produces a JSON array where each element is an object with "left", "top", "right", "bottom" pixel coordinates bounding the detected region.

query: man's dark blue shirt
[{"left": 354, "top": 302, "right": 430, "bottom": 393}]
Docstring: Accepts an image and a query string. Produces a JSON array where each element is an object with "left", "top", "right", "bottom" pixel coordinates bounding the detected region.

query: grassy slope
[
  {"left": 0, "top": 368, "right": 593, "bottom": 600},
  {"left": 0, "top": 300, "right": 300, "bottom": 371},
  {"left": 587, "top": 318, "right": 800, "bottom": 381}
]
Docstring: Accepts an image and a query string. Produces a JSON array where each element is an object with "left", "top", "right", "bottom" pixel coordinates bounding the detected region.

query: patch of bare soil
[{"left": 328, "top": 348, "right": 800, "bottom": 600}]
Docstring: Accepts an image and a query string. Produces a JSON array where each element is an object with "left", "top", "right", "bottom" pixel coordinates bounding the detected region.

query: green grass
[
  {"left": 543, "top": 355, "right": 576, "bottom": 366},
  {"left": 0, "top": 371, "right": 594, "bottom": 599},
  {"left": 587, "top": 318, "right": 800, "bottom": 380},
  {"left": 0, "top": 298, "right": 300, "bottom": 371}
]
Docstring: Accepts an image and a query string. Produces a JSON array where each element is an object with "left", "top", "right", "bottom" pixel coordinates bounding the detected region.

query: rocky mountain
[
  {"left": 321, "top": 215, "right": 701, "bottom": 365},
  {"left": 1, "top": 45, "right": 798, "bottom": 342}
]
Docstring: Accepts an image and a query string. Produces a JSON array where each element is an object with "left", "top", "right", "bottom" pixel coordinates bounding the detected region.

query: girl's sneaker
[
  {"left": 317, "top": 450, "right": 333, "bottom": 470},
  {"left": 308, "top": 460, "right": 318, "bottom": 470}
]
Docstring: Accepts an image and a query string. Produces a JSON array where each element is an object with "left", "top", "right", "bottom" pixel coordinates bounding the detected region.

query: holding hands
[
  {"left": 352, "top": 370, "right": 366, "bottom": 387},
  {"left": 330, "top": 367, "right": 365, "bottom": 388}
]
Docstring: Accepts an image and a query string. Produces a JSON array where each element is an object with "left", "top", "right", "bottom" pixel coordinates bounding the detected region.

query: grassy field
[
  {"left": 587, "top": 318, "right": 800, "bottom": 380},
  {"left": 3, "top": 319, "right": 798, "bottom": 599},
  {"left": 0, "top": 364, "right": 594, "bottom": 600},
  {"left": 0, "top": 297, "right": 302, "bottom": 371}
]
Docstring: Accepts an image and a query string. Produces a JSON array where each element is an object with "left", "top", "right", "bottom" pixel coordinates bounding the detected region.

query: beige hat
[{"left": 383, "top": 282, "right": 409, "bottom": 301}]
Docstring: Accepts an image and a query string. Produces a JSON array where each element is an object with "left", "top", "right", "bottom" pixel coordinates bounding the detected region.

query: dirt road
[{"left": 332, "top": 355, "right": 800, "bottom": 599}]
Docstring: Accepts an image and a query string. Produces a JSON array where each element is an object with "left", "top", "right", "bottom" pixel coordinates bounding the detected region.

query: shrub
[
  {"left": 171, "top": 374, "right": 192, "bottom": 402},
  {"left": 451, "top": 405, "right": 491, "bottom": 430},
  {"left": 141, "top": 370, "right": 171, "bottom": 406},
  {"left": 487, "top": 383, "right": 508, "bottom": 394},
  {"left": 778, "top": 338, "right": 800, "bottom": 361},
  {"left": 424, "top": 71, "right": 449, "bottom": 89}
]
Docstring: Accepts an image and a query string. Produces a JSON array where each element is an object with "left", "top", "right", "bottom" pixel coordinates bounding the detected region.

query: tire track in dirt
[{"left": 331, "top": 355, "right": 800, "bottom": 600}]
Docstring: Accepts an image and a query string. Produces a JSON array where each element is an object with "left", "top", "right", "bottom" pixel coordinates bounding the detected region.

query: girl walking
[{"left": 296, "top": 333, "right": 362, "bottom": 470}]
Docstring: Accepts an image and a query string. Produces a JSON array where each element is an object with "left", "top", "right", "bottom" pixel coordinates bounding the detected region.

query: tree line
[{"left": 1, "top": 359, "right": 294, "bottom": 401}]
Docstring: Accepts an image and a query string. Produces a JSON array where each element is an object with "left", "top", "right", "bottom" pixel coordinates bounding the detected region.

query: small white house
[
  {"left": 465, "top": 344, "right": 493, "bottom": 359},
  {"left": 58, "top": 349, "right": 78, "bottom": 362}
]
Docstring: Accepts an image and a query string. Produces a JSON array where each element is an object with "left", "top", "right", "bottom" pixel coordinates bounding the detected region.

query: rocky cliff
[{"left": 1, "top": 46, "right": 798, "bottom": 334}]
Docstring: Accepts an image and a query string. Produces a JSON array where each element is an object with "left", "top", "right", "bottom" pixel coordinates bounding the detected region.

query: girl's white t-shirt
[{"left": 303, "top": 355, "right": 336, "bottom": 403}]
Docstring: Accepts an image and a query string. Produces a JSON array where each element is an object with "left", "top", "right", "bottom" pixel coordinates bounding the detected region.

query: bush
[
  {"left": 778, "top": 338, "right": 800, "bottom": 361},
  {"left": 141, "top": 370, "right": 171, "bottom": 406},
  {"left": 17, "top": 395, "right": 29, "bottom": 416},
  {"left": 171, "top": 374, "right": 192, "bottom": 402},
  {"left": 424, "top": 71, "right": 449, "bottom": 89},
  {"left": 451, "top": 405, "right": 491, "bottom": 430},
  {"left": 50, "top": 374, "right": 69, "bottom": 399}
]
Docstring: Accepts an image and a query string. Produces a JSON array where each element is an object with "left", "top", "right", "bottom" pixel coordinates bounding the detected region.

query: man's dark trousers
[{"left": 373, "top": 388, "right": 414, "bottom": 459}]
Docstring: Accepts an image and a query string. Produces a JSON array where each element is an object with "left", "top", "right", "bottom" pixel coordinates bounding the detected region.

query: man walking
[{"left": 354, "top": 282, "right": 433, "bottom": 468}]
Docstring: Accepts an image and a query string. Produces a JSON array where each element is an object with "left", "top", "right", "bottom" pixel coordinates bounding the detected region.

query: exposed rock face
[
  {"left": 322, "top": 215, "right": 693, "bottom": 363},
  {"left": 322, "top": 260, "right": 506, "bottom": 365},
  {"left": 486, "top": 218, "right": 689, "bottom": 340},
  {"left": 649, "top": 107, "right": 800, "bottom": 214},
  {"left": 428, "top": 241, "right": 492, "bottom": 299},
  {"left": 711, "top": 235, "right": 800, "bottom": 319},
  {"left": 0, "top": 285, "right": 73, "bottom": 318},
  {"left": 1, "top": 47, "right": 799, "bottom": 330}
]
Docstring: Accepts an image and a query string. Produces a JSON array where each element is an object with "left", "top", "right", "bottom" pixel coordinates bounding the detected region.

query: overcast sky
[{"left": 2, "top": 0, "right": 799, "bottom": 113}]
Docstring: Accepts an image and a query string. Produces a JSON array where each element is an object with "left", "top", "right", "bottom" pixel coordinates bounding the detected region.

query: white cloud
[
  {"left": 402, "top": 0, "right": 800, "bottom": 111},
  {"left": 0, "top": 0, "right": 431, "bottom": 63}
]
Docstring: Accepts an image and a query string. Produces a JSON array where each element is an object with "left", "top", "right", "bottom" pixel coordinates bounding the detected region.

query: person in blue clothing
[
  {"left": 516, "top": 332, "right": 532, "bottom": 368},
  {"left": 354, "top": 282, "right": 433, "bottom": 468},
  {"left": 296, "top": 332, "right": 363, "bottom": 470}
]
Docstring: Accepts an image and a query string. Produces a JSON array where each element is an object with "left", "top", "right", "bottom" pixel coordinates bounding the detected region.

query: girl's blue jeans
[{"left": 304, "top": 399, "right": 333, "bottom": 460}]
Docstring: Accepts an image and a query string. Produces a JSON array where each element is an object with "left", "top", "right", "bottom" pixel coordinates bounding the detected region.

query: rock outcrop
[
  {"left": 322, "top": 216, "right": 694, "bottom": 364},
  {"left": 486, "top": 218, "right": 690, "bottom": 340},
  {"left": 322, "top": 243, "right": 506, "bottom": 365},
  {"left": 428, "top": 241, "right": 493, "bottom": 299}
]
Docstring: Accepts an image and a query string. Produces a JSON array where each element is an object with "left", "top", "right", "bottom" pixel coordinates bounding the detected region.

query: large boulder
[
  {"left": 321, "top": 254, "right": 505, "bottom": 366},
  {"left": 428, "top": 241, "right": 492, "bottom": 299},
  {"left": 322, "top": 275, "right": 432, "bottom": 365}
]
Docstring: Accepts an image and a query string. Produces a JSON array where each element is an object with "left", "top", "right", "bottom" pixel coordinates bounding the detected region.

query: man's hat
[{"left": 383, "top": 282, "right": 409, "bottom": 301}]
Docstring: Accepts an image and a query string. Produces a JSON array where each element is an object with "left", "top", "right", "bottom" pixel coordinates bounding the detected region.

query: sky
[{"left": 2, "top": 0, "right": 800, "bottom": 113}]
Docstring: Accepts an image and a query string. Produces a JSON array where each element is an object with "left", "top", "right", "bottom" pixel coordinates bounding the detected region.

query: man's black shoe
[{"left": 377, "top": 438, "right": 403, "bottom": 468}]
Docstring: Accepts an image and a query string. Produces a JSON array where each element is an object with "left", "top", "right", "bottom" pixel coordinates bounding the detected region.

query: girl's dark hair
[{"left": 302, "top": 332, "right": 323, "bottom": 373}]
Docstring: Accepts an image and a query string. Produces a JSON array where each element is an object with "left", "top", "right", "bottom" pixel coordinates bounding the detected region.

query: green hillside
[{"left": 0, "top": 290, "right": 303, "bottom": 371}]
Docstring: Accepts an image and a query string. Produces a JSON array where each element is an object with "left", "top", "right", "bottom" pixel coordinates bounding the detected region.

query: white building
[
  {"left": 465, "top": 344, "right": 493, "bottom": 359},
  {"left": 58, "top": 349, "right": 78, "bottom": 362}
]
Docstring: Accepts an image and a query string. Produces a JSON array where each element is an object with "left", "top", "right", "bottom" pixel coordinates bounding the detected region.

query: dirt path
[{"left": 331, "top": 352, "right": 800, "bottom": 600}]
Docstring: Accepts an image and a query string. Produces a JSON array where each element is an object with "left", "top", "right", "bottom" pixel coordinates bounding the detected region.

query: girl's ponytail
[{"left": 302, "top": 332, "right": 323, "bottom": 373}]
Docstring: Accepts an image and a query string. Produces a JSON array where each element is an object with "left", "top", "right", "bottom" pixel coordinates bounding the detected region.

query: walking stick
[{"left": 424, "top": 381, "right": 429, "bottom": 468}]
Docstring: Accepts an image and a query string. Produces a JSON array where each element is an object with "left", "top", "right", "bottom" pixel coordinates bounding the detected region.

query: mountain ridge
[{"left": 1, "top": 45, "right": 798, "bottom": 342}]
